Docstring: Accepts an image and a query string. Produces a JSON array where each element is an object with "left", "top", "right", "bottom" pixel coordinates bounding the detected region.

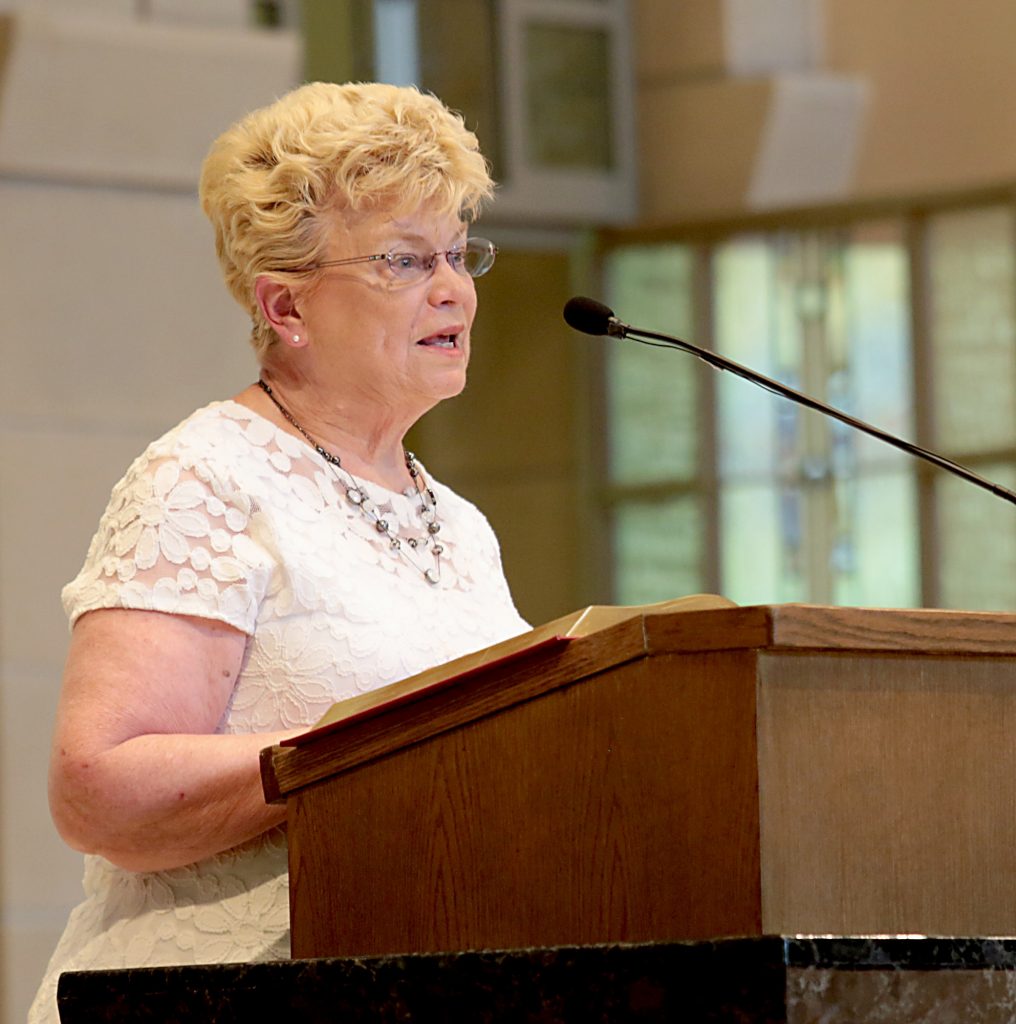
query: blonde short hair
[{"left": 199, "top": 81, "right": 494, "bottom": 357}]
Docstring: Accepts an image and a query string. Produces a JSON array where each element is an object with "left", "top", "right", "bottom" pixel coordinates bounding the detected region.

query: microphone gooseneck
[{"left": 562, "top": 295, "right": 1016, "bottom": 508}]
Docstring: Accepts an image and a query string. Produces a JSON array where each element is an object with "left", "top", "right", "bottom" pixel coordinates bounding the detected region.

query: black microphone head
[{"left": 563, "top": 296, "right": 616, "bottom": 336}]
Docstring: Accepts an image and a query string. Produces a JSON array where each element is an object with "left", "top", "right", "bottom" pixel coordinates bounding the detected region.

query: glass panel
[
  {"left": 524, "top": 22, "right": 614, "bottom": 171},
  {"left": 714, "top": 225, "right": 917, "bottom": 606},
  {"left": 720, "top": 480, "right": 806, "bottom": 604},
  {"left": 605, "top": 245, "right": 699, "bottom": 485},
  {"left": 722, "top": 467, "right": 918, "bottom": 607},
  {"left": 832, "top": 471, "right": 920, "bottom": 607},
  {"left": 840, "top": 227, "right": 913, "bottom": 468},
  {"left": 937, "top": 462, "right": 1016, "bottom": 611},
  {"left": 374, "top": 0, "right": 419, "bottom": 85},
  {"left": 716, "top": 226, "right": 913, "bottom": 478},
  {"left": 831, "top": 226, "right": 916, "bottom": 606},
  {"left": 928, "top": 207, "right": 1016, "bottom": 453},
  {"left": 613, "top": 497, "right": 703, "bottom": 603},
  {"left": 713, "top": 237, "right": 791, "bottom": 480},
  {"left": 608, "top": 221, "right": 918, "bottom": 610}
]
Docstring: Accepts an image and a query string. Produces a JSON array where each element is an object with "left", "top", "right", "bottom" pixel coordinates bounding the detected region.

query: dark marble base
[{"left": 57, "top": 937, "right": 1016, "bottom": 1024}]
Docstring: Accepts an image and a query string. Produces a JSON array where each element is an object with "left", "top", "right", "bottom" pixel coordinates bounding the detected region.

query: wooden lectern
[{"left": 260, "top": 602, "right": 1016, "bottom": 960}]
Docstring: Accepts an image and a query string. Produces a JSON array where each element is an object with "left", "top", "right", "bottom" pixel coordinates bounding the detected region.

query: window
[
  {"left": 605, "top": 245, "right": 705, "bottom": 603},
  {"left": 302, "top": 0, "right": 636, "bottom": 224},
  {"left": 603, "top": 200, "right": 1016, "bottom": 611},
  {"left": 925, "top": 206, "right": 1016, "bottom": 610}
]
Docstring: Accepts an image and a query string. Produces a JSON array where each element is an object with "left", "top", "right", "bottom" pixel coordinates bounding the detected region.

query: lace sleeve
[{"left": 62, "top": 452, "right": 275, "bottom": 635}]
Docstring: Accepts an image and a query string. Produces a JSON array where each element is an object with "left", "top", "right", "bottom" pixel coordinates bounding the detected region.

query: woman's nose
[{"left": 427, "top": 253, "right": 474, "bottom": 303}]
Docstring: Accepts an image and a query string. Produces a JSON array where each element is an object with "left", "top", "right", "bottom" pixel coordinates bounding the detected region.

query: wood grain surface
[
  {"left": 757, "top": 649, "right": 1016, "bottom": 935},
  {"left": 287, "top": 651, "right": 763, "bottom": 958},
  {"left": 264, "top": 604, "right": 1016, "bottom": 957}
]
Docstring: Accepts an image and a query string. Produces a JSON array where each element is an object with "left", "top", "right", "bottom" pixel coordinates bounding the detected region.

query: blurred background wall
[{"left": 3, "top": 1, "right": 1016, "bottom": 1019}]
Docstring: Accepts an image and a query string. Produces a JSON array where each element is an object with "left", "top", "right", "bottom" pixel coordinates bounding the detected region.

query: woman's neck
[{"left": 237, "top": 370, "right": 417, "bottom": 493}]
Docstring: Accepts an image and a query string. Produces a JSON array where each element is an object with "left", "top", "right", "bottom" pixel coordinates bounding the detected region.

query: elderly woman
[{"left": 29, "top": 81, "right": 529, "bottom": 1022}]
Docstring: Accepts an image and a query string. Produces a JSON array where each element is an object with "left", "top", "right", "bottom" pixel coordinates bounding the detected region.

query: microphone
[
  {"left": 563, "top": 296, "right": 1016, "bottom": 508},
  {"left": 563, "top": 296, "right": 625, "bottom": 338}
]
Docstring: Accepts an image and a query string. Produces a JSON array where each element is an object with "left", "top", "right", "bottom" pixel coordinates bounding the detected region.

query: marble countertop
[{"left": 57, "top": 936, "right": 1016, "bottom": 1023}]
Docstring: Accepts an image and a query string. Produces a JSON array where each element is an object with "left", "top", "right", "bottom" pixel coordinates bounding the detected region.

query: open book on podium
[{"left": 260, "top": 600, "right": 1016, "bottom": 960}]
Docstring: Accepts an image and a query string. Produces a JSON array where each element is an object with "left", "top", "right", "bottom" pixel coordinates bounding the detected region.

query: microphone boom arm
[{"left": 610, "top": 318, "right": 1016, "bottom": 509}]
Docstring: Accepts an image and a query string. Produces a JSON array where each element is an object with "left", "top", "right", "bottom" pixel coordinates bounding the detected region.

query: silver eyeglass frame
[{"left": 309, "top": 236, "right": 498, "bottom": 281}]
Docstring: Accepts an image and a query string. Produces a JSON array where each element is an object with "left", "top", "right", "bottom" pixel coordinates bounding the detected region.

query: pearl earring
[{"left": 292, "top": 334, "right": 301, "bottom": 343}]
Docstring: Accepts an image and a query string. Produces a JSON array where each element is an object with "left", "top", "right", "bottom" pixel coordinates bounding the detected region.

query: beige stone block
[
  {"left": 0, "top": 425, "right": 156, "bottom": 667},
  {"left": 4, "top": 0, "right": 135, "bottom": 16},
  {"left": 0, "top": 662, "right": 84, "bottom": 1024},
  {"left": 634, "top": 0, "right": 824, "bottom": 81},
  {"left": 148, "top": 0, "right": 250, "bottom": 28},
  {"left": 0, "top": 8, "right": 299, "bottom": 187},
  {"left": 1, "top": 917, "right": 75, "bottom": 1024},
  {"left": 634, "top": 0, "right": 728, "bottom": 80},
  {"left": 453, "top": 473, "right": 584, "bottom": 628},
  {"left": 639, "top": 72, "right": 865, "bottom": 223},
  {"left": 640, "top": 75, "right": 771, "bottom": 222},
  {"left": 0, "top": 662, "right": 84, "bottom": 909},
  {"left": 1, "top": 180, "right": 257, "bottom": 430},
  {"left": 747, "top": 73, "right": 867, "bottom": 208},
  {"left": 826, "top": 0, "right": 1016, "bottom": 199}
]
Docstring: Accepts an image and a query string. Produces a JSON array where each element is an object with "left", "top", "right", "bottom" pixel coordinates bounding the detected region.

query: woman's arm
[{"left": 49, "top": 608, "right": 303, "bottom": 872}]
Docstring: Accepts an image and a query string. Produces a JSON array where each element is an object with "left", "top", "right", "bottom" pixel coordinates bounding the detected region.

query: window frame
[{"left": 595, "top": 183, "right": 1016, "bottom": 609}]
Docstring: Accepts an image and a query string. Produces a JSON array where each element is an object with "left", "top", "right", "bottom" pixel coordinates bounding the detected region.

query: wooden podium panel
[
  {"left": 261, "top": 604, "right": 1016, "bottom": 959},
  {"left": 756, "top": 650, "right": 1016, "bottom": 935}
]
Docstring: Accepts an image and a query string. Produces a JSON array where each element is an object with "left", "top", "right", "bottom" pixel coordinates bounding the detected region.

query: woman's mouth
[{"left": 417, "top": 333, "right": 458, "bottom": 349}]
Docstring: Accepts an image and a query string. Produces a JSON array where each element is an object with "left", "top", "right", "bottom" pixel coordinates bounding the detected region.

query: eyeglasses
[{"left": 311, "top": 237, "right": 498, "bottom": 283}]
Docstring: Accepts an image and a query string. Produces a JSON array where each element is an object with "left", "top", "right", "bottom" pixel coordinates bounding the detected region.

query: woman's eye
[
  {"left": 392, "top": 253, "right": 420, "bottom": 271},
  {"left": 447, "top": 249, "right": 466, "bottom": 269}
]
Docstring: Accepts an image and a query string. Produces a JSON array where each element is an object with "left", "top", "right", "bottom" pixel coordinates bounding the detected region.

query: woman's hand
[{"left": 49, "top": 608, "right": 302, "bottom": 872}]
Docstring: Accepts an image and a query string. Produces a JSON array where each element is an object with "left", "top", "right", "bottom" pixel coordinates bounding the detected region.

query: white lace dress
[{"left": 29, "top": 400, "right": 530, "bottom": 1023}]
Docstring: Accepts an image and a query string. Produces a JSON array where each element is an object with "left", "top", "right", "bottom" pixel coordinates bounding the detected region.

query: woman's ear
[{"left": 255, "top": 276, "right": 308, "bottom": 348}]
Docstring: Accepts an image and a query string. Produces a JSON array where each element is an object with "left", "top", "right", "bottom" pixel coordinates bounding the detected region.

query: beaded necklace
[{"left": 256, "top": 378, "right": 443, "bottom": 584}]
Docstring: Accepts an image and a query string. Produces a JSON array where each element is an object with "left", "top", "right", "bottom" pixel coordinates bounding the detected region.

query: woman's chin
[
  {"left": 420, "top": 359, "right": 468, "bottom": 401},
  {"left": 430, "top": 373, "right": 468, "bottom": 404}
]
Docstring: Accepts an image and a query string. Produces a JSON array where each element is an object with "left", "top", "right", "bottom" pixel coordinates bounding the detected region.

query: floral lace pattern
[{"left": 29, "top": 402, "right": 530, "bottom": 1023}]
